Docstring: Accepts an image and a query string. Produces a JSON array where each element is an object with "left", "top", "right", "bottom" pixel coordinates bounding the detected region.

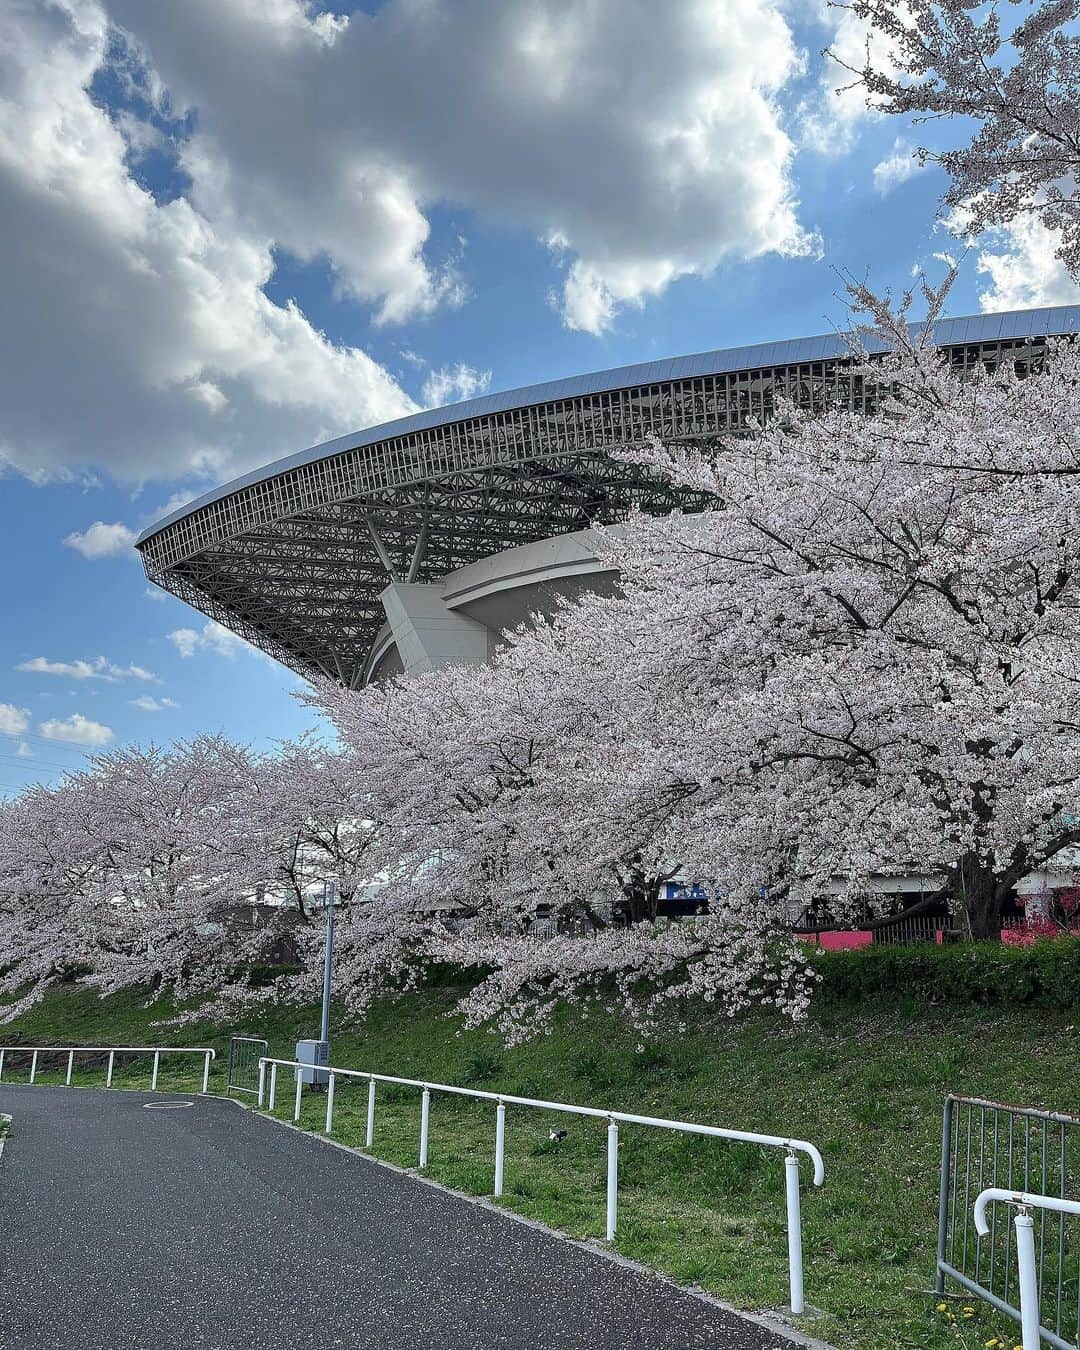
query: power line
[
  {"left": 0, "top": 758, "right": 83, "bottom": 776},
  {"left": 0, "top": 732, "right": 97, "bottom": 758}
]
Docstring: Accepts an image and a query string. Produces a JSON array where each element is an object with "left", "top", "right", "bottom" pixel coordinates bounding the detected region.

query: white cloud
[
  {"left": 39, "top": 713, "right": 114, "bottom": 747},
  {"left": 0, "top": 0, "right": 823, "bottom": 457},
  {"left": 131, "top": 695, "right": 179, "bottom": 711},
  {"left": 17, "top": 655, "right": 160, "bottom": 683},
  {"left": 421, "top": 363, "right": 492, "bottom": 408},
  {"left": 0, "top": 0, "right": 415, "bottom": 483},
  {"left": 16, "top": 741, "right": 31, "bottom": 758},
  {"left": 147, "top": 491, "right": 205, "bottom": 522},
  {"left": 64, "top": 521, "right": 137, "bottom": 559},
  {"left": 168, "top": 629, "right": 201, "bottom": 659},
  {"left": 873, "top": 139, "right": 923, "bottom": 196},
  {"left": 803, "top": 1, "right": 905, "bottom": 154},
  {"left": 168, "top": 620, "right": 247, "bottom": 659},
  {"left": 967, "top": 216, "right": 1080, "bottom": 312},
  {"left": 144, "top": 585, "right": 169, "bottom": 602},
  {"left": 0, "top": 704, "right": 30, "bottom": 737}
]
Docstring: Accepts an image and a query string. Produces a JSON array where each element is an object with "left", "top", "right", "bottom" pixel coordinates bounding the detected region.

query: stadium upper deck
[{"left": 137, "top": 305, "right": 1080, "bottom": 686}]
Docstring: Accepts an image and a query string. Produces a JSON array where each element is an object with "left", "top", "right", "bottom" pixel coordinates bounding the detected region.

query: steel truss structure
[{"left": 137, "top": 309, "right": 1079, "bottom": 688}]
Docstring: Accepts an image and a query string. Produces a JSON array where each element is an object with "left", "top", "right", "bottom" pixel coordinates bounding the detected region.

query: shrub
[{"left": 813, "top": 937, "right": 1080, "bottom": 1010}]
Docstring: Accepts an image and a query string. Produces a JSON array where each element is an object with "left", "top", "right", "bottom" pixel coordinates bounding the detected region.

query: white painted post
[
  {"left": 106, "top": 1050, "right": 115, "bottom": 1088},
  {"left": 419, "top": 1087, "right": 431, "bottom": 1168},
  {"left": 268, "top": 1062, "right": 278, "bottom": 1111},
  {"left": 1014, "top": 1210, "right": 1041, "bottom": 1350},
  {"left": 785, "top": 1152, "right": 805, "bottom": 1316},
  {"left": 29, "top": 1050, "right": 38, "bottom": 1084},
  {"left": 365, "top": 1077, "right": 375, "bottom": 1148},
  {"left": 605, "top": 1119, "right": 619, "bottom": 1241},
  {"left": 325, "top": 1073, "right": 336, "bottom": 1135},
  {"left": 201, "top": 1051, "right": 212, "bottom": 1095},
  {"left": 494, "top": 1101, "right": 506, "bottom": 1196},
  {"left": 151, "top": 1050, "right": 160, "bottom": 1092},
  {"left": 66, "top": 1050, "right": 74, "bottom": 1086},
  {"left": 0, "top": 1049, "right": 5, "bottom": 1081},
  {"left": 257, "top": 1059, "right": 266, "bottom": 1108},
  {"left": 293, "top": 1071, "right": 303, "bottom": 1123}
]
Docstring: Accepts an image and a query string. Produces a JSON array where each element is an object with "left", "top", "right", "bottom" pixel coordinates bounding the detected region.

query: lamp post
[{"left": 319, "top": 879, "right": 336, "bottom": 1049}]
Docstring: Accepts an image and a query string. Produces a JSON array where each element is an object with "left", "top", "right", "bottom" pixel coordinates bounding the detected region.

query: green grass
[{"left": 1, "top": 980, "right": 1076, "bottom": 1349}]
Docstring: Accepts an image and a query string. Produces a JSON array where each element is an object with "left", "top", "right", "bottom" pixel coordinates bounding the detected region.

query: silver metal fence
[
  {"left": 258, "top": 1054, "right": 824, "bottom": 1316},
  {"left": 937, "top": 1093, "right": 1080, "bottom": 1348},
  {"left": 0, "top": 1044, "right": 215, "bottom": 1094},
  {"left": 226, "top": 1037, "right": 268, "bottom": 1097}
]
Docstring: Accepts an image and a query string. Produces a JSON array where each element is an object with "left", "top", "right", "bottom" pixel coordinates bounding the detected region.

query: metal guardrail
[
  {"left": 0, "top": 1045, "right": 215, "bottom": 1094},
  {"left": 937, "top": 1094, "right": 1080, "bottom": 1349},
  {"left": 975, "top": 1191, "right": 1080, "bottom": 1350},
  {"left": 226, "top": 1037, "right": 268, "bottom": 1097},
  {"left": 258, "top": 1055, "right": 824, "bottom": 1316}
]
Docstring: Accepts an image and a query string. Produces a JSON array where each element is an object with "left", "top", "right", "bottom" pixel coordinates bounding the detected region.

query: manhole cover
[{"left": 142, "top": 1101, "right": 194, "bottom": 1110}]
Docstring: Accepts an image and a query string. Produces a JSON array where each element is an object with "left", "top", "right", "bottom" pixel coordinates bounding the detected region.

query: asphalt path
[{"left": 0, "top": 1086, "right": 807, "bottom": 1350}]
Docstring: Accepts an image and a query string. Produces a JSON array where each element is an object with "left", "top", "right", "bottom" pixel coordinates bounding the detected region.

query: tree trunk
[{"left": 955, "top": 852, "right": 1003, "bottom": 939}]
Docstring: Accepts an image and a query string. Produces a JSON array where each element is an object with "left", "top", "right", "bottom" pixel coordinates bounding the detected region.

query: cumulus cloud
[
  {"left": 63, "top": 521, "right": 138, "bottom": 559},
  {"left": 120, "top": 0, "right": 819, "bottom": 334},
  {"left": 804, "top": 1, "right": 905, "bottom": 153},
  {"left": 17, "top": 655, "right": 159, "bottom": 683},
  {"left": 421, "top": 364, "right": 492, "bottom": 409},
  {"left": 131, "top": 695, "right": 179, "bottom": 711},
  {"left": 0, "top": 705, "right": 30, "bottom": 737},
  {"left": 39, "top": 713, "right": 114, "bottom": 747},
  {"left": 0, "top": 0, "right": 416, "bottom": 483},
  {"left": 0, "top": 0, "right": 822, "bottom": 477},
  {"left": 168, "top": 620, "right": 248, "bottom": 659},
  {"left": 967, "top": 216, "right": 1080, "bottom": 312},
  {"left": 873, "top": 139, "right": 923, "bottom": 195}
]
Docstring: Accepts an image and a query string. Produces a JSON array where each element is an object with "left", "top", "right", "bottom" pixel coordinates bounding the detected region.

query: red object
[
  {"left": 796, "top": 930, "right": 873, "bottom": 950},
  {"left": 1002, "top": 918, "right": 1080, "bottom": 946}
]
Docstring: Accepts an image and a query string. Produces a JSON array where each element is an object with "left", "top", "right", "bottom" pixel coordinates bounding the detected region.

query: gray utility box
[{"left": 295, "top": 1038, "right": 330, "bottom": 1089}]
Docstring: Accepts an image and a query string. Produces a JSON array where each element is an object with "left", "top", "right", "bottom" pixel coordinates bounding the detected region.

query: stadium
[{"left": 136, "top": 305, "right": 1080, "bottom": 690}]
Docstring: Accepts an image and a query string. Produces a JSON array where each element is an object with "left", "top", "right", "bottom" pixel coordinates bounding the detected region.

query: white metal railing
[
  {"left": 258, "top": 1055, "right": 824, "bottom": 1315},
  {"left": 0, "top": 1045, "right": 216, "bottom": 1095},
  {"left": 974, "top": 1189, "right": 1080, "bottom": 1350}
]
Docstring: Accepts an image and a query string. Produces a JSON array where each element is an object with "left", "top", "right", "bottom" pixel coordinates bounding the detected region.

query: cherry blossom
[{"left": 833, "top": 0, "right": 1080, "bottom": 271}]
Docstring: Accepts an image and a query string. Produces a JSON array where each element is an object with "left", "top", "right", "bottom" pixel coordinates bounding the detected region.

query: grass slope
[{"left": 1, "top": 982, "right": 1076, "bottom": 1350}]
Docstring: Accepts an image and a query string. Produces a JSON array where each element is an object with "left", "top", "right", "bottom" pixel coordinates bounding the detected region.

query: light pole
[{"left": 319, "top": 878, "right": 336, "bottom": 1049}]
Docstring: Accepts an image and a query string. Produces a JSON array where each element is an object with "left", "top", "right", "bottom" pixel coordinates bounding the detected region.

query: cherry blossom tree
[
  {"left": 832, "top": 0, "right": 1080, "bottom": 272},
  {"left": 319, "top": 274, "right": 1080, "bottom": 973},
  {"left": 309, "top": 576, "right": 816, "bottom": 1041},
  {"left": 0, "top": 775, "right": 108, "bottom": 1020},
  {"left": 614, "top": 274, "right": 1080, "bottom": 938},
  {"left": 0, "top": 735, "right": 374, "bottom": 1023}
]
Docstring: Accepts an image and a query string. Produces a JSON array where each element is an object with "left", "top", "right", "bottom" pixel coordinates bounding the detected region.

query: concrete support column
[{"left": 379, "top": 582, "right": 495, "bottom": 677}]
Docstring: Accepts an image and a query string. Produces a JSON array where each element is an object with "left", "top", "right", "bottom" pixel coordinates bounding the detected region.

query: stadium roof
[{"left": 137, "top": 305, "right": 1080, "bottom": 686}]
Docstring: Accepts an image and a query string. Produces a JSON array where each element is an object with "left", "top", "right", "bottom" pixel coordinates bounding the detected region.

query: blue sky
[{"left": 2, "top": 0, "right": 1077, "bottom": 794}]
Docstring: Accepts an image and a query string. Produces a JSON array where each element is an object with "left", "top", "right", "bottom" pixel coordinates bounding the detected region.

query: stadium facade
[{"left": 136, "top": 306, "right": 1080, "bottom": 688}]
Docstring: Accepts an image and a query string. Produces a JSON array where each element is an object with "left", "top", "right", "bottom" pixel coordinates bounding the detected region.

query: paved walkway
[{"left": 0, "top": 1086, "right": 804, "bottom": 1349}]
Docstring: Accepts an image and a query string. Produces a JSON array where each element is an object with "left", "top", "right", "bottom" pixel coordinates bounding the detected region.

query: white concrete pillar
[{"left": 379, "top": 582, "right": 495, "bottom": 677}]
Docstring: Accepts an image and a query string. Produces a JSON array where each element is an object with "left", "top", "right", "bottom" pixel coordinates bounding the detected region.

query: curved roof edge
[{"left": 135, "top": 303, "right": 1080, "bottom": 547}]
